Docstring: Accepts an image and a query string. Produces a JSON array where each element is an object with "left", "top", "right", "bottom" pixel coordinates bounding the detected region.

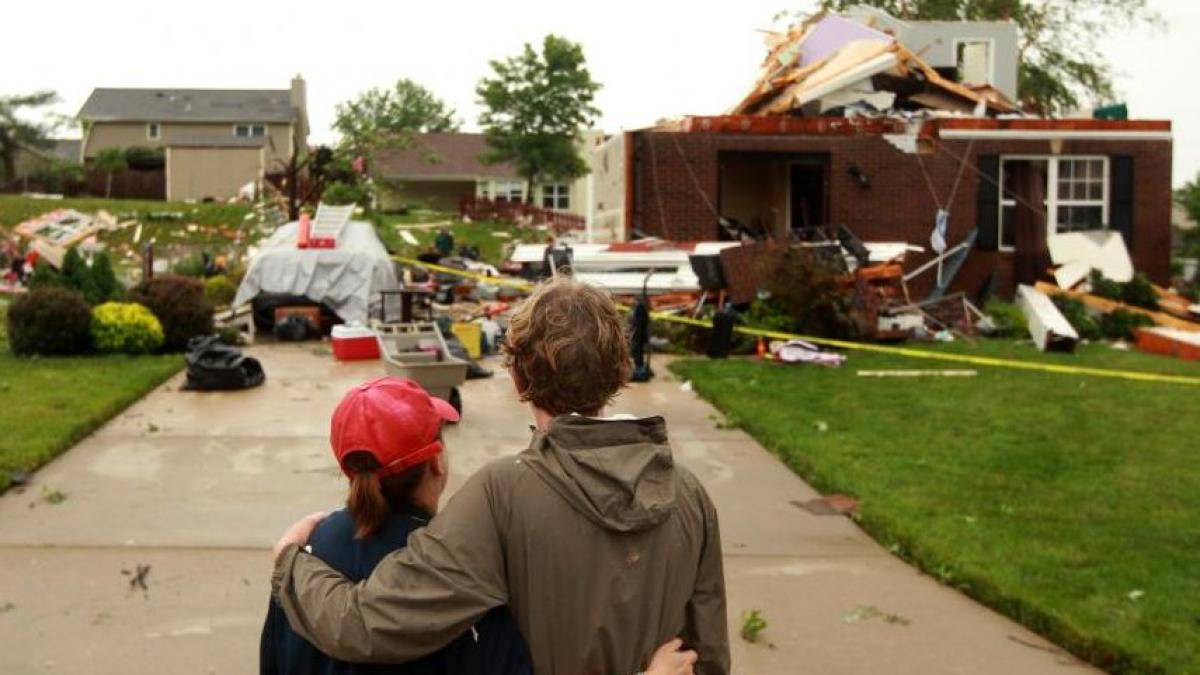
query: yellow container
[{"left": 450, "top": 321, "right": 482, "bottom": 359}]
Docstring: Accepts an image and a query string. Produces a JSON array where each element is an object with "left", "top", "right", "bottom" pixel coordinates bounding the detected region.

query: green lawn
[
  {"left": 374, "top": 212, "right": 545, "bottom": 267},
  {"left": 0, "top": 302, "right": 183, "bottom": 494},
  {"left": 671, "top": 340, "right": 1200, "bottom": 674}
]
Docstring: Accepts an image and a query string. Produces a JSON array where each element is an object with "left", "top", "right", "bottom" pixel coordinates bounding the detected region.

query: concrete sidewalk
[{"left": 0, "top": 345, "right": 1094, "bottom": 674}]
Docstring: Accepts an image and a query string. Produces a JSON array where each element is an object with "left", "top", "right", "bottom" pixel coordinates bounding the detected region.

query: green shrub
[
  {"left": 60, "top": 247, "right": 89, "bottom": 293},
  {"left": 91, "top": 302, "right": 163, "bottom": 354},
  {"left": 27, "top": 259, "right": 63, "bottom": 289},
  {"left": 1051, "top": 296, "right": 1102, "bottom": 341},
  {"left": 171, "top": 254, "right": 207, "bottom": 278},
  {"left": 758, "top": 246, "right": 858, "bottom": 339},
  {"left": 203, "top": 275, "right": 237, "bottom": 307},
  {"left": 128, "top": 275, "right": 213, "bottom": 351},
  {"left": 745, "top": 296, "right": 796, "bottom": 333},
  {"left": 984, "top": 301, "right": 1027, "bottom": 337},
  {"left": 1088, "top": 270, "right": 1123, "bottom": 302},
  {"left": 1099, "top": 309, "right": 1154, "bottom": 341},
  {"left": 1088, "top": 271, "right": 1159, "bottom": 310},
  {"left": 321, "top": 181, "right": 371, "bottom": 207},
  {"left": 6, "top": 287, "right": 92, "bottom": 355},
  {"left": 1119, "top": 274, "right": 1159, "bottom": 310},
  {"left": 81, "top": 252, "right": 122, "bottom": 305}
]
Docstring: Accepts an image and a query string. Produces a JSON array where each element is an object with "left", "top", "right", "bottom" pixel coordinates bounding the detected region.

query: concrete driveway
[{"left": 0, "top": 344, "right": 1095, "bottom": 674}]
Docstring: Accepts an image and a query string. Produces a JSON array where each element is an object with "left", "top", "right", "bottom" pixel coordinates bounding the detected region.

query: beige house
[
  {"left": 77, "top": 77, "right": 308, "bottom": 201},
  {"left": 372, "top": 131, "right": 604, "bottom": 222}
]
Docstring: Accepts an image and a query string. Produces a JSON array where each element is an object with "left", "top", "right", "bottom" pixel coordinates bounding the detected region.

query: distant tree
[
  {"left": 0, "top": 90, "right": 59, "bottom": 185},
  {"left": 1177, "top": 172, "right": 1200, "bottom": 262},
  {"left": 476, "top": 35, "right": 601, "bottom": 200},
  {"left": 333, "top": 79, "right": 459, "bottom": 155},
  {"left": 94, "top": 147, "right": 127, "bottom": 198},
  {"left": 811, "top": 0, "right": 1160, "bottom": 115}
]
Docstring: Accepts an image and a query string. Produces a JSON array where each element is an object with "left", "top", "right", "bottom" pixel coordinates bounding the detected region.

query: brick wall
[{"left": 631, "top": 130, "right": 1173, "bottom": 298}]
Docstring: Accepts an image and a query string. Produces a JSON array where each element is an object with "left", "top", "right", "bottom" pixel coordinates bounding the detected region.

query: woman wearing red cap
[{"left": 261, "top": 376, "right": 697, "bottom": 675}]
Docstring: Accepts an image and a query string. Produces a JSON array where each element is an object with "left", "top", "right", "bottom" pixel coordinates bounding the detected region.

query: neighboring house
[
  {"left": 77, "top": 76, "right": 308, "bottom": 201},
  {"left": 371, "top": 131, "right": 604, "bottom": 219},
  {"left": 9, "top": 139, "right": 82, "bottom": 182}
]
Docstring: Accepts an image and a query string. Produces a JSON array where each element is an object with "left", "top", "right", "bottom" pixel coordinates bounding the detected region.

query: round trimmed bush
[
  {"left": 203, "top": 275, "right": 237, "bottom": 308},
  {"left": 6, "top": 287, "right": 92, "bottom": 356},
  {"left": 91, "top": 302, "right": 164, "bottom": 354},
  {"left": 128, "top": 275, "right": 214, "bottom": 351}
]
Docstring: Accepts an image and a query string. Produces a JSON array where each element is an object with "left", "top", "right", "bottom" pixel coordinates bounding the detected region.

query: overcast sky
[{"left": 6, "top": 0, "right": 1197, "bottom": 187}]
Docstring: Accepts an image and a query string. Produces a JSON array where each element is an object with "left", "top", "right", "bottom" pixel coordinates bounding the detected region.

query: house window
[
  {"left": 1054, "top": 158, "right": 1107, "bottom": 233},
  {"left": 998, "top": 156, "right": 1109, "bottom": 249},
  {"left": 234, "top": 124, "right": 266, "bottom": 138},
  {"left": 476, "top": 182, "right": 491, "bottom": 200},
  {"left": 541, "top": 183, "right": 570, "bottom": 210},
  {"left": 494, "top": 181, "right": 525, "bottom": 203},
  {"left": 146, "top": 122, "right": 160, "bottom": 140}
]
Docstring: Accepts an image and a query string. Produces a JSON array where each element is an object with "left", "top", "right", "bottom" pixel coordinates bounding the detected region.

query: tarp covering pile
[
  {"left": 732, "top": 12, "right": 1016, "bottom": 117},
  {"left": 233, "top": 220, "right": 399, "bottom": 324}
]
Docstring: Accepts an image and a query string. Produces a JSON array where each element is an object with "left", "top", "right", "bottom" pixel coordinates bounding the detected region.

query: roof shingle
[
  {"left": 78, "top": 88, "right": 297, "bottom": 123},
  {"left": 371, "top": 133, "right": 518, "bottom": 180}
]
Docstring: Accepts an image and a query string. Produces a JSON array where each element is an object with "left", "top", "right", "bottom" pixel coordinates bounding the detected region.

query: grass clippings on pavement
[{"left": 671, "top": 339, "right": 1200, "bottom": 674}]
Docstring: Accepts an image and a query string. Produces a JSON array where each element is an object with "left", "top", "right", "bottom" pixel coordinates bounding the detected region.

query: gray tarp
[{"left": 233, "top": 220, "right": 399, "bottom": 324}]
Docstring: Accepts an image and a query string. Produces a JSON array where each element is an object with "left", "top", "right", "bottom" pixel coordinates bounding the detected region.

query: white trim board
[{"left": 940, "top": 129, "right": 1172, "bottom": 141}]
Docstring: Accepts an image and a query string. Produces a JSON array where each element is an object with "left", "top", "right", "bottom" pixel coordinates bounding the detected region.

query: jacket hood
[{"left": 522, "top": 415, "right": 676, "bottom": 533}]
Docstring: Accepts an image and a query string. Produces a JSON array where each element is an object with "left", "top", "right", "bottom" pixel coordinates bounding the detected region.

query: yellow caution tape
[{"left": 392, "top": 256, "right": 1200, "bottom": 386}]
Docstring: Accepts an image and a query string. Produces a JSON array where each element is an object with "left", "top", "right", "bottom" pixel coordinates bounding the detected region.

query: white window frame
[
  {"left": 997, "top": 155, "right": 1110, "bottom": 251},
  {"left": 233, "top": 123, "right": 266, "bottom": 138},
  {"left": 541, "top": 182, "right": 570, "bottom": 210},
  {"left": 493, "top": 180, "right": 525, "bottom": 203},
  {"left": 146, "top": 122, "right": 160, "bottom": 140}
]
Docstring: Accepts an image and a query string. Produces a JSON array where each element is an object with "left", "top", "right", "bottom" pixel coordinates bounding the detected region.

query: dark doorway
[{"left": 789, "top": 160, "right": 828, "bottom": 231}]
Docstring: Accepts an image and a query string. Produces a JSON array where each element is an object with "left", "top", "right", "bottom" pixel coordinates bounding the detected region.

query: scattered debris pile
[{"left": 733, "top": 12, "right": 1016, "bottom": 118}]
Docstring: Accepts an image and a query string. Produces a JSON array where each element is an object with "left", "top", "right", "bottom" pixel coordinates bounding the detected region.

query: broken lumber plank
[
  {"left": 1018, "top": 284, "right": 1079, "bottom": 352},
  {"left": 1034, "top": 281, "right": 1200, "bottom": 333}
]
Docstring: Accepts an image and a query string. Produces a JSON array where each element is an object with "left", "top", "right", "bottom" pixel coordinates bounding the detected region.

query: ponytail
[
  {"left": 347, "top": 470, "right": 390, "bottom": 539},
  {"left": 342, "top": 451, "right": 431, "bottom": 539}
]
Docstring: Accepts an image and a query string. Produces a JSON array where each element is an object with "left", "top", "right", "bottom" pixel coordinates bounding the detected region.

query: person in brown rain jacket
[{"left": 272, "top": 277, "right": 729, "bottom": 675}]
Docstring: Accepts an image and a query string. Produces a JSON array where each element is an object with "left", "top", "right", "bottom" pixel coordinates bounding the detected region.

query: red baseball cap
[{"left": 330, "top": 377, "right": 460, "bottom": 478}]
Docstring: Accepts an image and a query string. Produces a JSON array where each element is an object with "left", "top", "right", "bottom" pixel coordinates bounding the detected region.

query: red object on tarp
[
  {"left": 331, "top": 325, "right": 381, "bottom": 361},
  {"left": 297, "top": 213, "right": 312, "bottom": 249}
]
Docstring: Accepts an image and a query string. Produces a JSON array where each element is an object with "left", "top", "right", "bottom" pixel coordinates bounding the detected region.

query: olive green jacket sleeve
[
  {"left": 271, "top": 469, "right": 508, "bottom": 663},
  {"left": 684, "top": 488, "right": 731, "bottom": 675}
]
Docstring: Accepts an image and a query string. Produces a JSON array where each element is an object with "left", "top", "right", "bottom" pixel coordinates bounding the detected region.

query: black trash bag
[
  {"left": 273, "top": 315, "right": 314, "bottom": 342},
  {"left": 181, "top": 335, "right": 265, "bottom": 391},
  {"left": 708, "top": 307, "right": 738, "bottom": 359}
]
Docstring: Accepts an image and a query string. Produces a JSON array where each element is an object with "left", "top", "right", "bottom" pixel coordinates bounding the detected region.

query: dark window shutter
[
  {"left": 1109, "top": 156, "right": 1134, "bottom": 249},
  {"left": 976, "top": 155, "right": 1000, "bottom": 251}
]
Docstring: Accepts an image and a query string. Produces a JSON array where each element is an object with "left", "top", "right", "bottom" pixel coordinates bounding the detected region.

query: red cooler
[{"left": 331, "top": 325, "right": 380, "bottom": 361}]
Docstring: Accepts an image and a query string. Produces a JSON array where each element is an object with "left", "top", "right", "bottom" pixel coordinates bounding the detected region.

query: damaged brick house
[{"left": 591, "top": 11, "right": 1173, "bottom": 300}]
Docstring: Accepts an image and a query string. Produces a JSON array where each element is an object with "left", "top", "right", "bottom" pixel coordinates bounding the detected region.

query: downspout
[{"left": 623, "top": 130, "right": 634, "bottom": 243}]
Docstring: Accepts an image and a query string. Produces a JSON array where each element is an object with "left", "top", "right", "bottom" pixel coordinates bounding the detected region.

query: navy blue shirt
[{"left": 260, "top": 507, "right": 532, "bottom": 675}]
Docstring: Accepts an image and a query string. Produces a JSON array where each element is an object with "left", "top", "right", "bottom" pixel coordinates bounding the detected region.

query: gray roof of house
[
  {"left": 78, "top": 88, "right": 297, "bottom": 123},
  {"left": 168, "top": 135, "right": 268, "bottom": 148}
]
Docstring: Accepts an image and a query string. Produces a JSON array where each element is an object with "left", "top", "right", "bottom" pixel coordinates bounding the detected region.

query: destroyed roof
[
  {"left": 731, "top": 11, "right": 1017, "bottom": 117},
  {"left": 78, "top": 88, "right": 298, "bottom": 123},
  {"left": 371, "top": 133, "right": 519, "bottom": 180}
]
